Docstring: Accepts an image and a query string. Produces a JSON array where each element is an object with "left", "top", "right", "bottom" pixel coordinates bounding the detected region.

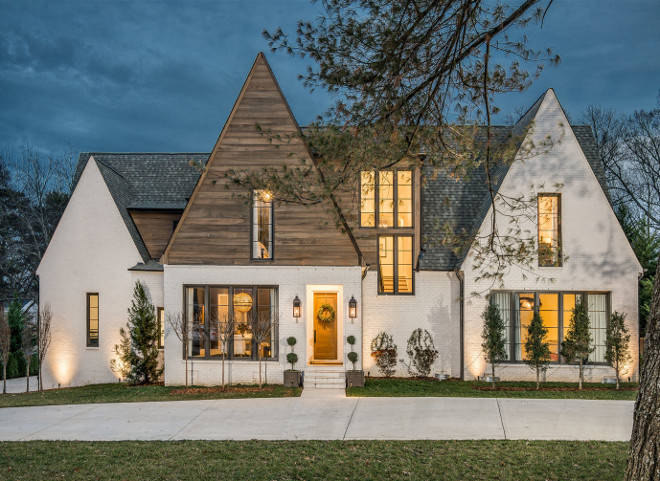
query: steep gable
[{"left": 162, "top": 53, "right": 358, "bottom": 266}]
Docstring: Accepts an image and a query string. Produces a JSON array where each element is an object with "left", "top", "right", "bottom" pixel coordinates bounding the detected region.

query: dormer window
[
  {"left": 360, "top": 170, "right": 413, "bottom": 228},
  {"left": 538, "top": 194, "right": 561, "bottom": 267},
  {"left": 252, "top": 190, "right": 273, "bottom": 260}
]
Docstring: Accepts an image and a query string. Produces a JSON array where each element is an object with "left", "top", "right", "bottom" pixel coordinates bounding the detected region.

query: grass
[
  {"left": 0, "top": 383, "right": 301, "bottom": 408},
  {"left": 347, "top": 377, "right": 638, "bottom": 400},
  {"left": 0, "top": 440, "right": 627, "bottom": 480}
]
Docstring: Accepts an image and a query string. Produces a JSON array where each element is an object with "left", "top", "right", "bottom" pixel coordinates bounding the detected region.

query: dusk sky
[{"left": 1, "top": 0, "right": 659, "bottom": 156}]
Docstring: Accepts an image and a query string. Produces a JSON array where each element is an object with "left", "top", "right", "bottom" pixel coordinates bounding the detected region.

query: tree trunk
[
  {"left": 491, "top": 363, "right": 496, "bottom": 389},
  {"left": 578, "top": 359, "right": 583, "bottom": 390},
  {"left": 221, "top": 353, "right": 225, "bottom": 389},
  {"left": 38, "top": 359, "right": 42, "bottom": 391},
  {"left": 616, "top": 358, "right": 620, "bottom": 390},
  {"left": 625, "top": 253, "right": 660, "bottom": 481},
  {"left": 258, "top": 354, "right": 263, "bottom": 388},
  {"left": 2, "top": 365, "right": 6, "bottom": 394},
  {"left": 184, "top": 350, "right": 188, "bottom": 388},
  {"left": 536, "top": 368, "right": 540, "bottom": 390},
  {"left": 25, "top": 357, "right": 29, "bottom": 392}
]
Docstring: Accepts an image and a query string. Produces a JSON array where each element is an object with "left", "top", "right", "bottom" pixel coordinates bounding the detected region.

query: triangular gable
[
  {"left": 460, "top": 88, "right": 642, "bottom": 273},
  {"left": 162, "top": 53, "right": 358, "bottom": 265}
]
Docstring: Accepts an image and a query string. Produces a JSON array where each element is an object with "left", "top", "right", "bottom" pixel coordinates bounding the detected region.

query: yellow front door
[{"left": 313, "top": 292, "right": 338, "bottom": 360}]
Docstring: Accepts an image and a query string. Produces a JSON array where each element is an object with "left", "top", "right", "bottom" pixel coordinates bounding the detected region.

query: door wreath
[{"left": 316, "top": 303, "right": 336, "bottom": 324}]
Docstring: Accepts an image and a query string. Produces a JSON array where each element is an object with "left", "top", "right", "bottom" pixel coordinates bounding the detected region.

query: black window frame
[
  {"left": 490, "top": 290, "right": 610, "bottom": 365},
  {"left": 537, "top": 193, "right": 562, "bottom": 267},
  {"left": 377, "top": 234, "right": 415, "bottom": 295},
  {"left": 250, "top": 190, "right": 274, "bottom": 261},
  {"left": 157, "top": 307, "right": 164, "bottom": 350},
  {"left": 86, "top": 293, "right": 99, "bottom": 348},
  {"left": 359, "top": 169, "right": 414, "bottom": 229},
  {"left": 184, "top": 285, "right": 279, "bottom": 361}
]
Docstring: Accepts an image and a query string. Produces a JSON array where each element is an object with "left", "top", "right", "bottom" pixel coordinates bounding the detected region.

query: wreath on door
[{"left": 316, "top": 303, "right": 336, "bottom": 324}]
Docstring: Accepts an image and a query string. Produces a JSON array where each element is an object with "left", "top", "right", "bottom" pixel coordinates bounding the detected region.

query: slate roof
[
  {"left": 72, "top": 106, "right": 607, "bottom": 271},
  {"left": 73, "top": 153, "right": 208, "bottom": 265}
]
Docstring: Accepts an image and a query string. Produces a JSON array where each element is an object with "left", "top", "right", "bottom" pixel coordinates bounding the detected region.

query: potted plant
[
  {"left": 283, "top": 336, "right": 302, "bottom": 387},
  {"left": 345, "top": 335, "right": 364, "bottom": 387}
]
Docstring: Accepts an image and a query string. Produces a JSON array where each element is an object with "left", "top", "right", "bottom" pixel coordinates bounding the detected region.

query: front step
[{"left": 304, "top": 367, "right": 345, "bottom": 389}]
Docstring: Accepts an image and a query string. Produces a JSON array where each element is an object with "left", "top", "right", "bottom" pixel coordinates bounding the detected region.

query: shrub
[
  {"left": 561, "top": 299, "right": 594, "bottom": 390},
  {"left": 481, "top": 303, "right": 507, "bottom": 388},
  {"left": 605, "top": 311, "right": 631, "bottom": 390},
  {"left": 286, "top": 352, "right": 298, "bottom": 370},
  {"left": 370, "top": 332, "right": 397, "bottom": 377},
  {"left": 287, "top": 336, "right": 297, "bottom": 349},
  {"left": 347, "top": 335, "right": 356, "bottom": 345},
  {"left": 347, "top": 351, "right": 358, "bottom": 370},
  {"left": 524, "top": 311, "right": 551, "bottom": 389},
  {"left": 401, "top": 328, "right": 438, "bottom": 378}
]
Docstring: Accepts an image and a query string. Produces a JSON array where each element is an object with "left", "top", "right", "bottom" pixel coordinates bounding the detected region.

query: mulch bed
[
  {"left": 168, "top": 386, "right": 278, "bottom": 395},
  {"left": 474, "top": 386, "right": 637, "bottom": 392}
]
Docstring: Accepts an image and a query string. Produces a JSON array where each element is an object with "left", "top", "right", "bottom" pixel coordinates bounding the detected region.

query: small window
[
  {"left": 360, "top": 170, "right": 413, "bottom": 228},
  {"left": 157, "top": 307, "right": 164, "bottom": 350},
  {"left": 378, "top": 235, "right": 414, "bottom": 294},
  {"left": 252, "top": 190, "right": 273, "bottom": 259},
  {"left": 538, "top": 194, "right": 561, "bottom": 266},
  {"left": 87, "top": 293, "right": 99, "bottom": 347}
]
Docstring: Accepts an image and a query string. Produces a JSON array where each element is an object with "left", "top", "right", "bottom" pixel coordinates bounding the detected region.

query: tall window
[
  {"left": 86, "top": 293, "right": 99, "bottom": 347},
  {"left": 538, "top": 194, "right": 561, "bottom": 266},
  {"left": 186, "top": 285, "right": 278, "bottom": 361},
  {"left": 252, "top": 190, "right": 273, "bottom": 259},
  {"left": 360, "top": 170, "right": 413, "bottom": 228},
  {"left": 157, "top": 307, "right": 164, "bottom": 350},
  {"left": 378, "top": 235, "right": 413, "bottom": 294},
  {"left": 492, "top": 291, "right": 609, "bottom": 363}
]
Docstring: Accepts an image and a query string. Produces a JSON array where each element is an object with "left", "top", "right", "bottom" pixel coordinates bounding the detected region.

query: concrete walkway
[{"left": 0, "top": 388, "right": 633, "bottom": 442}]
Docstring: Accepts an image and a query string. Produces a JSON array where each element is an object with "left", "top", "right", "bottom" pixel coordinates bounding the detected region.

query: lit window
[
  {"left": 186, "top": 285, "right": 278, "bottom": 361},
  {"left": 86, "top": 293, "right": 99, "bottom": 347},
  {"left": 157, "top": 307, "right": 164, "bottom": 350},
  {"left": 491, "top": 291, "right": 610, "bottom": 363},
  {"left": 359, "top": 170, "right": 413, "bottom": 228},
  {"left": 378, "top": 235, "right": 413, "bottom": 294},
  {"left": 538, "top": 194, "right": 561, "bottom": 266},
  {"left": 252, "top": 190, "right": 273, "bottom": 259}
]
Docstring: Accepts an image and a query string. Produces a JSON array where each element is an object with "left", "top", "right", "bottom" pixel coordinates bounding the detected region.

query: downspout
[{"left": 455, "top": 269, "right": 465, "bottom": 380}]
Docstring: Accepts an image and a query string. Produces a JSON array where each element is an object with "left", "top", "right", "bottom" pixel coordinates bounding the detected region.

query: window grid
[
  {"left": 378, "top": 235, "right": 414, "bottom": 295},
  {"left": 251, "top": 190, "right": 274, "bottom": 260},
  {"left": 491, "top": 291, "right": 610, "bottom": 364},
  {"left": 538, "top": 194, "right": 562, "bottom": 267},
  {"left": 86, "top": 293, "right": 99, "bottom": 347},
  {"left": 359, "top": 170, "right": 413, "bottom": 229}
]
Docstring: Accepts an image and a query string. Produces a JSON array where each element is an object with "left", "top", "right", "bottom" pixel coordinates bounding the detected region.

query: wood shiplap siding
[
  {"left": 130, "top": 211, "right": 181, "bottom": 259},
  {"left": 163, "top": 54, "right": 358, "bottom": 266}
]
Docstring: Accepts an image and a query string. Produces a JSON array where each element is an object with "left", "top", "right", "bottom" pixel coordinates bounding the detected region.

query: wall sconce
[
  {"left": 348, "top": 296, "right": 357, "bottom": 320},
  {"left": 293, "top": 296, "right": 301, "bottom": 319}
]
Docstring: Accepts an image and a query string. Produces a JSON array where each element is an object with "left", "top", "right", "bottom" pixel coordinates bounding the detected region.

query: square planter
[
  {"left": 346, "top": 370, "right": 365, "bottom": 387},
  {"left": 284, "top": 370, "right": 302, "bottom": 387}
]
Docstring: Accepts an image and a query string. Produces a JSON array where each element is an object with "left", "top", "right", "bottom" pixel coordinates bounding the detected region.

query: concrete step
[{"left": 304, "top": 368, "right": 346, "bottom": 389}]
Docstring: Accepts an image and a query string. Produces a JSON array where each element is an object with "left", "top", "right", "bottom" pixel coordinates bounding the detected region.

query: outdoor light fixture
[
  {"left": 292, "top": 296, "right": 301, "bottom": 319},
  {"left": 349, "top": 296, "right": 357, "bottom": 319}
]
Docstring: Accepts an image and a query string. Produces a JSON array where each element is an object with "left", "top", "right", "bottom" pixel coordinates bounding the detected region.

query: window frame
[
  {"left": 86, "top": 293, "right": 99, "bottom": 348},
  {"left": 377, "top": 234, "right": 415, "bottom": 296},
  {"left": 490, "top": 290, "right": 610, "bottom": 365},
  {"left": 537, "top": 193, "right": 562, "bottom": 267},
  {"left": 184, "top": 285, "right": 279, "bottom": 361},
  {"left": 359, "top": 169, "right": 414, "bottom": 229},
  {"left": 250, "top": 190, "right": 274, "bottom": 261}
]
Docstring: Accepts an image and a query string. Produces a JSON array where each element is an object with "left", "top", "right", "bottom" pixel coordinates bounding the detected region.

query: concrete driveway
[{"left": 0, "top": 388, "right": 633, "bottom": 442}]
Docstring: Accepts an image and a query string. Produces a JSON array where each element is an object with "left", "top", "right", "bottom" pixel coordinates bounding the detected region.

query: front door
[{"left": 313, "top": 292, "right": 338, "bottom": 360}]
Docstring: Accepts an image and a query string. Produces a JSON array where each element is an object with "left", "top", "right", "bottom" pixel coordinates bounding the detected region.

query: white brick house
[{"left": 37, "top": 53, "right": 642, "bottom": 388}]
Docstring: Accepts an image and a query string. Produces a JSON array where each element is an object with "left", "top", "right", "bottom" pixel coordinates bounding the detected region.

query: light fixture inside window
[
  {"left": 234, "top": 292, "right": 253, "bottom": 313},
  {"left": 293, "top": 296, "right": 301, "bottom": 318},
  {"left": 349, "top": 296, "right": 357, "bottom": 319}
]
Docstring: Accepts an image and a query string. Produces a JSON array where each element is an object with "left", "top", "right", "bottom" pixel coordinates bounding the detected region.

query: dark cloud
[{"left": 0, "top": 0, "right": 658, "bottom": 156}]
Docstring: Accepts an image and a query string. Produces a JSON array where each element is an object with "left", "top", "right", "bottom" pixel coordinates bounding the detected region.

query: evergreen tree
[
  {"left": 7, "top": 298, "right": 26, "bottom": 378},
  {"left": 481, "top": 303, "right": 507, "bottom": 389},
  {"left": 111, "top": 281, "right": 162, "bottom": 385},
  {"left": 560, "top": 299, "right": 594, "bottom": 390},
  {"left": 524, "top": 311, "right": 551, "bottom": 389},
  {"left": 605, "top": 311, "right": 631, "bottom": 390}
]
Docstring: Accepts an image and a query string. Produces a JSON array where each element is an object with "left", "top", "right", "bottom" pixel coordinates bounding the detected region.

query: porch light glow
[
  {"left": 293, "top": 296, "right": 301, "bottom": 318},
  {"left": 233, "top": 292, "right": 253, "bottom": 313},
  {"left": 348, "top": 296, "right": 357, "bottom": 319}
]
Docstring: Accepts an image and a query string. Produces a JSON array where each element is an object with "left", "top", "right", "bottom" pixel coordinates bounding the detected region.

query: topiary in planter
[
  {"left": 286, "top": 352, "right": 299, "bottom": 371},
  {"left": 347, "top": 351, "right": 358, "bottom": 370}
]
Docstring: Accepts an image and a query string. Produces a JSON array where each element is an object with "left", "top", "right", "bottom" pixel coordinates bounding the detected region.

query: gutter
[{"left": 455, "top": 269, "right": 465, "bottom": 380}]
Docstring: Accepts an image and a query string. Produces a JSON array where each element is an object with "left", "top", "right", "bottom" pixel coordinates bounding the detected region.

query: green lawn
[
  {"left": 0, "top": 383, "right": 301, "bottom": 408},
  {"left": 347, "top": 377, "right": 638, "bottom": 400},
  {"left": 0, "top": 440, "right": 627, "bottom": 480}
]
